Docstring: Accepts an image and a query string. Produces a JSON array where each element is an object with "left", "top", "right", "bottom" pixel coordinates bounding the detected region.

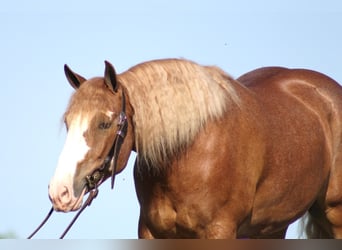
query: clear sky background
[{"left": 1, "top": 0, "right": 341, "bottom": 239}]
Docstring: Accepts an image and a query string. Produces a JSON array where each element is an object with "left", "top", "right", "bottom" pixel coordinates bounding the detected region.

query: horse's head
[{"left": 48, "top": 61, "right": 134, "bottom": 212}]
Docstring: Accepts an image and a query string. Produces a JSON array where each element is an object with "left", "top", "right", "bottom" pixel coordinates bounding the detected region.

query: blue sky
[{"left": 1, "top": 0, "right": 341, "bottom": 239}]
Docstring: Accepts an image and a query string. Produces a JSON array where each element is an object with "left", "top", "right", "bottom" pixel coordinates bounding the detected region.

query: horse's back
[
  {"left": 238, "top": 67, "right": 342, "bottom": 145},
  {"left": 237, "top": 67, "right": 342, "bottom": 238},
  {"left": 238, "top": 66, "right": 342, "bottom": 158}
]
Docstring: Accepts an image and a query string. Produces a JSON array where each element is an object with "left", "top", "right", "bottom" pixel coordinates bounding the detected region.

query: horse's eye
[{"left": 98, "top": 122, "right": 112, "bottom": 130}]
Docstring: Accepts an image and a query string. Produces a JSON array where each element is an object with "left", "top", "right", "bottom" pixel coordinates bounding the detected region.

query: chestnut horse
[{"left": 48, "top": 59, "right": 342, "bottom": 238}]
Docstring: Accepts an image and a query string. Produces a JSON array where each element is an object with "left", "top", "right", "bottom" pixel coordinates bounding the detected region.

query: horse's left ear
[
  {"left": 64, "top": 64, "right": 87, "bottom": 89},
  {"left": 104, "top": 60, "right": 118, "bottom": 93}
]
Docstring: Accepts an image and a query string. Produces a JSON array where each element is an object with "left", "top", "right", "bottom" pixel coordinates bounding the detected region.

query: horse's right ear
[
  {"left": 104, "top": 60, "right": 118, "bottom": 93},
  {"left": 64, "top": 64, "right": 87, "bottom": 89}
]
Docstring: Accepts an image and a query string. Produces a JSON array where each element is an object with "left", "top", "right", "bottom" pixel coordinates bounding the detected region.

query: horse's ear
[
  {"left": 64, "top": 64, "right": 87, "bottom": 89},
  {"left": 104, "top": 60, "right": 118, "bottom": 93}
]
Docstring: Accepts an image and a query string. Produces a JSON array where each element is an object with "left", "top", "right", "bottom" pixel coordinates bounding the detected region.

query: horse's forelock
[{"left": 64, "top": 79, "right": 114, "bottom": 124}]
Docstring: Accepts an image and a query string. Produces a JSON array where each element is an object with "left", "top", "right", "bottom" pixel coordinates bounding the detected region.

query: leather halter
[
  {"left": 28, "top": 89, "right": 128, "bottom": 239},
  {"left": 85, "top": 89, "right": 128, "bottom": 190}
]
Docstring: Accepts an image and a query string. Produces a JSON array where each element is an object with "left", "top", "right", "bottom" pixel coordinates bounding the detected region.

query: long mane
[{"left": 118, "top": 59, "right": 239, "bottom": 169}]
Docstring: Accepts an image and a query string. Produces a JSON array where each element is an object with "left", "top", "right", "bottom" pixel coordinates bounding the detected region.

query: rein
[{"left": 28, "top": 89, "right": 128, "bottom": 239}]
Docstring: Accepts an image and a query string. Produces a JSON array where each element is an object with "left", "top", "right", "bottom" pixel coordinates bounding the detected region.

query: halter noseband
[{"left": 28, "top": 88, "right": 128, "bottom": 239}]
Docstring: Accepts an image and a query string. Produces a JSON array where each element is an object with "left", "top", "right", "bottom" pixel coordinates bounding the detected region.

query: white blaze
[{"left": 49, "top": 115, "right": 90, "bottom": 197}]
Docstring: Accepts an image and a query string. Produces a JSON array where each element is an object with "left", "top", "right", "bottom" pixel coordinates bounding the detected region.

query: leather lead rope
[
  {"left": 27, "top": 207, "right": 53, "bottom": 239},
  {"left": 27, "top": 183, "right": 100, "bottom": 239}
]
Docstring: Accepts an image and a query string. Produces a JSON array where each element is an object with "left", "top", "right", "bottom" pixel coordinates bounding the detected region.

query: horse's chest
[
  {"left": 146, "top": 197, "right": 176, "bottom": 233},
  {"left": 145, "top": 196, "right": 201, "bottom": 238}
]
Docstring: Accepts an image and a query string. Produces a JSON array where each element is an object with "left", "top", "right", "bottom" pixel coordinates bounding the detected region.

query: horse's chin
[{"left": 70, "top": 187, "right": 87, "bottom": 211}]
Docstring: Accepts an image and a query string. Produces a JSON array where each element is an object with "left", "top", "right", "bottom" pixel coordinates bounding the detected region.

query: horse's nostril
[{"left": 59, "top": 186, "right": 71, "bottom": 204}]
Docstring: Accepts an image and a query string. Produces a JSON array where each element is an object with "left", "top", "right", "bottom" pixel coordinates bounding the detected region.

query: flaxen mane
[{"left": 118, "top": 59, "right": 239, "bottom": 168}]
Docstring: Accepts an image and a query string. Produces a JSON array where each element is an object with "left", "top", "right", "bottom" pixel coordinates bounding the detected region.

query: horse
[{"left": 48, "top": 58, "right": 342, "bottom": 238}]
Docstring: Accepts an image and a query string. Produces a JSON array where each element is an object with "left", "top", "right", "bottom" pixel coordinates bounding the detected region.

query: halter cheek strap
[{"left": 109, "top": 90, "right": 128, "bottom": 189}]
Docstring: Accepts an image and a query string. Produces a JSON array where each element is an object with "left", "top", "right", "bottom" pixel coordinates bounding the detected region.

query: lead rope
[
  {"left": 27, "top": 184, "right": 100, "bottom": 239},
  {"left": 27, "top": 207, "right": 53, "bottom": 239}
]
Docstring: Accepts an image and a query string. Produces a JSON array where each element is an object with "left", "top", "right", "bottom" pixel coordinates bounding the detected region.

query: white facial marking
[
  {"left": 105, "top": 111, "right": 114, "bottom": 119},
  {"left": 49, "top": 115, "right": 90, "bottom": 197}
]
